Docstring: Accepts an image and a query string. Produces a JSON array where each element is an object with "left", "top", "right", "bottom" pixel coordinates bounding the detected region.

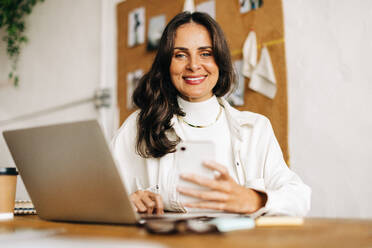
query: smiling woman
[{"left": 112, "top": 11, "right": 311, "bottom": 217}]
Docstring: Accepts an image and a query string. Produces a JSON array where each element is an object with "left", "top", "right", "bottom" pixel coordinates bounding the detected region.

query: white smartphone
[{"left": 175, "top": 140, "right": 216, "bottom": 204}]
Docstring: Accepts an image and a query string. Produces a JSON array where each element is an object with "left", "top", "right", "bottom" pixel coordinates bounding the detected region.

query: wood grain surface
[{"left": 1, "top": 216, "right": 371, "bottom": 248}]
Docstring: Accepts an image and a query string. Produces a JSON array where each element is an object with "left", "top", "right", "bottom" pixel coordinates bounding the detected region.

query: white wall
[
  {"left": 0, "top": 0, "right": 103, "bottom": 199},
  {"left": 283, "top": 0, "right": 372, "bottom": 218},
  {"left": 99, "top": 0, "right": 123, "bottom": 140}
]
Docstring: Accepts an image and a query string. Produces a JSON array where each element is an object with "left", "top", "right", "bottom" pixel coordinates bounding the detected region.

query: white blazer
[{"left": 111, "top": 98, "right": 311, "bottom": 216}]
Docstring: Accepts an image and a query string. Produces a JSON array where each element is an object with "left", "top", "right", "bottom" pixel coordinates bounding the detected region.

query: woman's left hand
[{"left": 177, "top": 160, "right": 267, "bottom": 214}]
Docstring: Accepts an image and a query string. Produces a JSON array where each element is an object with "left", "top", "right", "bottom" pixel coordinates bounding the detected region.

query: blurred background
[{"left": 0, "top": 0, "right": 371, "bottom": 219}]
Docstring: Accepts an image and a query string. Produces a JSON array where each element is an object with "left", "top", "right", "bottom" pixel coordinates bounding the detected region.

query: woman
[{"left": 112, "top": 12, "right": 311, "bottom": 216}]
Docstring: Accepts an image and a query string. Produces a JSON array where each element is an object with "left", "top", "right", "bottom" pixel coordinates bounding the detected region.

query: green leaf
[
  {"left": 8, "top": 25, "right": 16, "bottom": 35},
  {"left": 21, "top": 4, "right": 31, "bottom": 14},
  {"left": 14, "top": 76, "right": 19, "bottom": 87},
  {"left": 20, "top": 36, "right": 28, "bottom": 43},
  {"left": 9, "top": 72, "right": 13, "bottom": 79},
  {"left": 17, "top": 22, "right": 25, "bottom": 32}
]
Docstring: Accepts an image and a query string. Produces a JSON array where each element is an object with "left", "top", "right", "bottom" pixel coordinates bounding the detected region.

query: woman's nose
[{"left": 187, "top": 56, "right": 201, "bottom": 71}]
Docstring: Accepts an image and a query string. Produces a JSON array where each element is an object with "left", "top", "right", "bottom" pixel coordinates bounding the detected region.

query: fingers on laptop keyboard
[
  {"left": 150, "top": 193, "right": 164, "bottom": 215},
  {"left": 130, "top": 190, "right": 164, "bottom": 215},
  {"left": 130, "top": 190, "right": 147, "bottom": 212}
]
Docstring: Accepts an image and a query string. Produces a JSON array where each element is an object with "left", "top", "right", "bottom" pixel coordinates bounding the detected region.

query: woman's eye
[
  {"left": 174, "top": 53, "right": 186, "bottom": 58},
  {"left": 201, "top": 52, "right": 212, "bottom": 57}
]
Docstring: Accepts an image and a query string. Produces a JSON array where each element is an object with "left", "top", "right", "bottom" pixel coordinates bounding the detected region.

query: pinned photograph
[
  {"left": 127, "top": 69, "right": 143, "bottom": 109},
  {"left": 128, "top": 7, "right": 145, "bottom": 47},
  {"left": 239, "top": 0, "right": 263, "bottom": 14},
  {"left": 226, "top": 60, "right": 245, "bottom": 106},
  {"left": 147, "top": 15, "right": 166, "bottom": 51},
  {"left": 250, "top": 0, "right": 263, "bottom": 10},
  {"left": 239, "top": 0, "right": 251, "bottom": 14},
  {"left": 196, "top": 0, "right": 216, "bottom": 19}
]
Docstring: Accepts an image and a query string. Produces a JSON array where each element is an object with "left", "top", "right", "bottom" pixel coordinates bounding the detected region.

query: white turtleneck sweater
[{"left": 177, "top": 96, "right": 238, "bottom": 182}]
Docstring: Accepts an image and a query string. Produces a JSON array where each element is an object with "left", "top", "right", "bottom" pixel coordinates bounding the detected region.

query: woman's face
[{"left": 170, "top": 23, "right": 219, "bottom": 102}]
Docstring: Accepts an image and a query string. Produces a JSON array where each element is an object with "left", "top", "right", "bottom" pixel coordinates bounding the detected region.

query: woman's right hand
[{"left": 130, "top": 190, "right": 164, "bottom": 215}]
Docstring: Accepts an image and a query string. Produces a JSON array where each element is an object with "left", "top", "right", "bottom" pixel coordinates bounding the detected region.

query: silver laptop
[
  {"left": 3, "top": 120, "right": 240, "bottom": 225},
  {"left": 3, "top": 120, "right": 140, "bottom": 224}
]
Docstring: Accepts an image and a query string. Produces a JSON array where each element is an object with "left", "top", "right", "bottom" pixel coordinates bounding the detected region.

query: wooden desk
[{"left": 1, "top": 215, "right": 371, "bottom": 247}]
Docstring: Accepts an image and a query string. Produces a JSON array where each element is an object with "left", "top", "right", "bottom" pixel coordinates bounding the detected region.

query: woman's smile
[{"left": 183, "top": 75, "right": 208, "bottom": 85}]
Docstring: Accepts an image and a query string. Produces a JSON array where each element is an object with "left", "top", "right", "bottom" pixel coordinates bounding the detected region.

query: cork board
[{"left": 117, "top": 0, "right": 289, "bottom": 163}]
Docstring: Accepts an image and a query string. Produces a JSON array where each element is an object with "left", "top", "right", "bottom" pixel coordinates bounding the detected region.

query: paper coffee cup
[{"left": 0, "top": 167, "right": 18, "bottom": 220}]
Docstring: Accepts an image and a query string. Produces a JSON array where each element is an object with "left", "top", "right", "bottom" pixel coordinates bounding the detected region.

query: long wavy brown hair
[{"left": 133, "top": 11, "right": 236, "bottom": 158}]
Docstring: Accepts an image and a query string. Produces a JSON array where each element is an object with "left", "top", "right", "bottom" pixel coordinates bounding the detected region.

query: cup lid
[{"left": 0, "top": 167, "right": 19, "bottom": 175}]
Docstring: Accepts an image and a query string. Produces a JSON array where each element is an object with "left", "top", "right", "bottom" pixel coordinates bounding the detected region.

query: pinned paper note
[
  {"left": 128, "top": 7, "right": 145, "bottom": 47},
  {"left": 242, "top": 30, "right": 257, "bottom": 78},
  {"left": 127, "top": 69, "right": 143, "bottom": 109},
  {"left": 249, "top": 46, "right": 277, "bottom": 99},
  {"left": 226, "top": 60, "right": 245, "bottom": 106},
  {"left": 196, "top": 0, "right": 216, "bottom": 19},
  {"left": 183, "top": 0, "right": 195, "bottom": 13}
]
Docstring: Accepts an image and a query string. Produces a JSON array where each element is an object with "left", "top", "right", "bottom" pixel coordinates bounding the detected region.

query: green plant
[{"left": 0, "top": 0, "right": 44, "bottom": 86}]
